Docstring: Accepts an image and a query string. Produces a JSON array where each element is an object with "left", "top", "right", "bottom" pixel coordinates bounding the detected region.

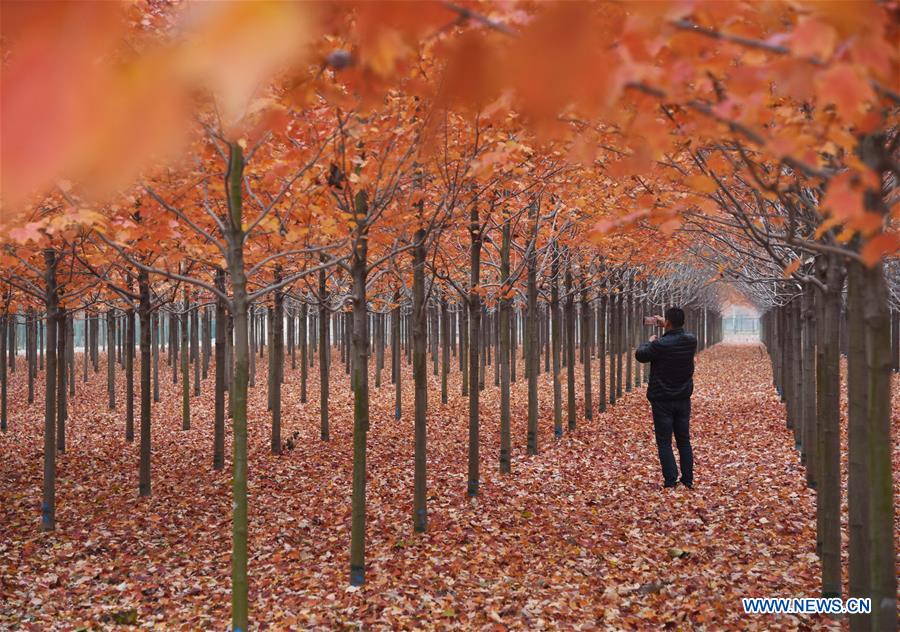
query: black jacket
[{"left": 635, "top": 328, "right": 697, "bottom": 401}]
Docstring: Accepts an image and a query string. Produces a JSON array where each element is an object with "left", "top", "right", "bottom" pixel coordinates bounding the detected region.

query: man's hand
[{"left": 649, "top": 334, "right": 658, "bottom": 342}]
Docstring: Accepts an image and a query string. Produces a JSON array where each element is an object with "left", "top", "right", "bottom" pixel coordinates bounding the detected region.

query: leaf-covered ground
[{"left": 1, "top": 343, "right": 897, "bottom": 630}]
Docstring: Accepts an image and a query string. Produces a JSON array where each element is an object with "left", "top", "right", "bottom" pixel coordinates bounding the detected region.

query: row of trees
[
  {"left": 2, "top": 2, "right": 897, "bottom": 630},
  {"left": 759, "top": 259, "right": 899, "bottom": 631},
  {"left": 1, "top": 243, "right": 724, "bottom": 623}
]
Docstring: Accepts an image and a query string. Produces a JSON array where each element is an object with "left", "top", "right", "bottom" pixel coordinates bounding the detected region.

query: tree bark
[
  {"left": 846, "top": 259, "right": 869, "bottom": 631},
  {"left": 42, "top": 249, "right": 58, "bottom": 532},
  {"left": 192, "top": 297, "right": 200, "bottom": 397},
  {"left": 526, "top": 208, "right": 539, "bottom": 454},
  {"left": 891, "top": 308, "right": 899, "bottom": 373},
  {"left": 608, "top": 294, "right": 617, "bottom": 406},
  {"left": 460, "top": 303, "right": 468, "bottom": 396},
  {"left": 67, "top": 313, "right": 74, "bottom": 397},
  {"left": 181, "top": 290, "right": 190, "bottom": 430},
  {"left": 107, "top": 309, "right": 116, "bottom": 410},
  {"left": 551, "top": 248, "right": 562, "bottom": 438},
  {"left": 271, "top": 268, "right": 283, "bottom": 454},
  {"left": 625, "top": 285, "right": 633, "bottom": 393},
  {"left": 441, "top": 295, "right": 449, "bottom": 404},
  {"left": 151, "top": 312, "right": 159, "bottom": 403},
  {"left": 616, "top": 286, "right": 624, "bottom": 400},
  {"left": 412, "top": 229, "right": 428, "bottom": 532},
  {"left": 581, "top": 281, "right": 592, "bottom": 420},
  {"left": 861, "top": 261, "right": 897, "bottom": 630},
  {"left": 467, "top": 203, "right": 482, "bottom": 497},
  {"left": 598, "top": 281, "right": 607, "bottom": 414},
  {"left": 300, "top": 302, "right": 308, "bottom": 404},
  {"left": 393, "top": 292, "right": 401, "bottom": 420},
  {"left": 499, "top": 218, "right": 511, "bottom": 472},
  {"left": 349, "top": 190, "right": 370, "bottom": 586},
  {"left": 125, "top": 300, "right": 135, "bottom": 443},
  {"left": 0, "top": 315, "right": 6, "bottom": 432},
  {"left": 565, "top": 260, "right": 576, "bottom": 432},
  {"left": 318, "top": 265, "right": 330, "bottom": 441},
  {"left": 214, "top": 269, "right": 226, "bottom": 471},
  {"left": 225, "top": 141, "right": 250, "bottom": 631},
  {"left": 56, "top": 307, "right": 67, "bottom": 453},
  {"left": 27, "top": 309, "right": 34, "bottom": 405},
  {"left": 801, "top": 284, "right": 817, "bottom": 490},
  {"left": 139, "top": 270, "right": 153, "bottom": 496},
  {"left": 815, "top": 255, "right": 843, "bottom": 598}
]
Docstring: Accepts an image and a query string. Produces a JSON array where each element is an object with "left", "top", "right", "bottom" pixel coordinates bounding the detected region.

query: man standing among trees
[{"left": 635, "top": 307, "right": 697, "bottom": 489}]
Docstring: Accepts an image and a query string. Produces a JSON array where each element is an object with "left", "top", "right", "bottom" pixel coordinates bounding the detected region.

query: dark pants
[{"left": 650, "top": 399, "right": 693, "bottom": 487}]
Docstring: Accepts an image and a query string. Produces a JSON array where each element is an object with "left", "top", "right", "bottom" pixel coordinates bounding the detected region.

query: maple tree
[{"left": 1, "top": 0, "right": 898, "bottom": 630}]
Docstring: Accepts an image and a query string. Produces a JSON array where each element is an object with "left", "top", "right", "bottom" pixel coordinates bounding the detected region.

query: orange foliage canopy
[{"left": 1, "top": 0, "right": 897, "bottom": 272}]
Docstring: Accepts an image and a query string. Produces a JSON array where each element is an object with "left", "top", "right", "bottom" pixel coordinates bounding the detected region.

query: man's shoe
[
  {"left": 681, "top": 481, "right": 693, "bottom": 489},
  {"left": 663, "top": 482, "right": 678, "bottom": 489}
]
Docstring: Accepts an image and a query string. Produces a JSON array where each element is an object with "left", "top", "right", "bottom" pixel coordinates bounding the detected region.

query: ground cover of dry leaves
[{"left": 1, "top": 343, "right": 898, "bottom": 630}]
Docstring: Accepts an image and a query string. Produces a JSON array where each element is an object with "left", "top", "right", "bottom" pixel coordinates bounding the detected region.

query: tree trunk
[
  {"left": 526, "top": 210, "right": 539, "bottom": 454},
  {"left": 479, "top": 306, "right": 486, "bottom": 392},
  {"left": 499, "top": 219, "right": 511, "bottom": 472},
  {"left": 784, "top": 301, "right": 796, "bottom": 437},
  {"left": 67, "top": 313, "right": 74, "bottom": 397},
  {"left": 511, "top": 306, "right": 517, "bottom": 384},
  {"left": 202, "top": 305, "right": 210, "bottom": 380},
  {"left": 412, "top": 229, "right": 428, "bottom": 532},
  {"left": 139, "top": 270, "right": 153, "bottom": 495},
  {"left": 125, "top": 301, "right": 135, "bottom": 443},
  {"left": 441, "top": 296, "right": 449, "bottom": 405},
  {"left": 227, "top": 311, "right": 233, "bottom": 419},
  {"left": 861, "top": 261, "right": 897, "bottom": 630},
  {"left": 319, "top": 265, "right": 330, "bottom": 441},
  {"left": 300, "top": 302, "right": 308, "bottom": 404},
  {"left": 815, "top": 255, "right": 842, "bottom": 598},
  {"left": 27, "top": 309, "right": 34, "bottom": 404},
  {"left": 846, "top": 259, "right": 869, "bottom": 631},
  {"left": 349, "top": 190, "right": 370, "bottom": 586},
  {"left": 551, "top": 248, "right": 562, "bottom": 438},
  {"left": 598, "top": 281, "right": 607, "bottom": 414},
  {"left": 891, "top": 308, "right": 899, "bottom": 372},
  {"left": 225, "top": 141, "right": 250, "bottom": 631},
  {"left": 460, "top": 303, "right": 468, "bottom": 397},
  {"left": 42, "top": 249, "right": 58, "bottom": 532},
  {"left": 608, "top": 294, "right": 617, "bottom": 406},
  {"left": 0, "top": 315, "right": 6, "bottom": 432},
  {"left": 56, "top": 307, "right": 67, "bottom": 452},
  {"left": 271, "top": 268, "right": 283, "bottom": 454},
  {"left": 82, "top": 314, "right": 89, "bottom": 384},
  {"left": 107, "top": 309, "right": 116, "bottom": 410},
  {"left": 625, "top": 286, "right": 633, "bottom": 393},
  {"left": 181, "top": 291, "right": 190, "bottom": 430},
  {"left": 192, "top": 298, "right": 200, "bottom": 397},
  {"left": 249, "top": 305, "right": 256, "bottom": 389},
  {"left": 801, "top": 285, "right": 817, "bottom": 490},
  {"left": 393, "top": 292, "right": 401, "bottom": 420},
  {"left": 266, "top": 307, "right": 273, "bottom": 411},
  {"left": 467, "top": 204, "right": 482, "bottom": 497},
  {"left": 616, "top": 287, "right": 624, "bottom": 400},
  {"left": 581, "top": 281, "right": 592, "bottom": 420},
  {"left": 565, "top": 260, "right": 576, "bottom": 432},
  {"left": 151, "top": 312, "right": 160, "bottom": 403},
  {"left": 214, "top": 269, "right": 226, "bottom": 471}
]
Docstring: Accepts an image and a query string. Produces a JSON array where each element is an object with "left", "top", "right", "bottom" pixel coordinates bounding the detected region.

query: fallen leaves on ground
[{"left": 1, "top": 343, "right": 897, "bottom": 630}]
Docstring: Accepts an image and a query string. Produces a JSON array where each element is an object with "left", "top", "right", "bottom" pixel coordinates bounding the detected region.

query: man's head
[{"left": 664, "top": 306, "right": 685, "bottom": 331}]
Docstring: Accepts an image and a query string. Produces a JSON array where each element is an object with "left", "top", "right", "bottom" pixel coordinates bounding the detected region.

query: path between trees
[{"left": 2, "top": 343, "right": 895, "bottom": 629}]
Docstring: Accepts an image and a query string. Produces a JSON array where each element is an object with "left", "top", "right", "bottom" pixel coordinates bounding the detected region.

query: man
[{"left": 635, "top": 307, "right": 697, "bottom": 489}]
